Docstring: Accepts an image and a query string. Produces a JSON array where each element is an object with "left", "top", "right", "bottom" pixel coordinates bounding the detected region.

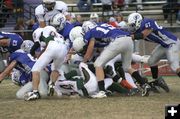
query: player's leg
[
  {"left": 48, "top": 42, "right": 68, "bottom": 96},
  {"left": 93, "top": 37, "right": 134, "bottom": 98},
  {"left": 166, "top": 41, "right": 180, "bottom": 77},
  {"left": 94, "top": 42, "right": 121, "bottom": 98},
  {"left": 125, "top": 73, "right": 137, "bottom": 88},
  {"left": 38, "top": 70, "right": 49, "bottom": 97},
  {"left": 148, "top": 45, "right": 165, "bottom": 79},
  {"left": 119, "top": 37, "right": 150, "bottom": 96},
  {"left": 79, "top": 62, "right": 98, "bottom": 96},
  {"left": 148, "top": 45, "right": 169, "bottom": 92},
  {"left": 31, "top": 50, "right": 53, "bottom": 92},
  {"left": 26, "top": 45, "right": 55, "bottom": 100},
  {"left": 105, "top": 54, "right": 136, "bottom": 90},
  {"left": 16, "top": 82, "right": 32, "bottom": 99}
]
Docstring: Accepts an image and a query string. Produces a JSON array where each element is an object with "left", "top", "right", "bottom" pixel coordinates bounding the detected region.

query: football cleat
[
  {"left": 148, "top": 81, "right": 160, "bottom": 93},
  {"left": 128, "top": 88, "right": 140, "bottom": 96},
  {"left": 24, "top": 91, "right": 40, "bottom": 101},
  {"left": 48, "top": 83, "right": 55, "bottom": 96},
  {"left": 141, "top": 83, "right": 151, "bottom": 97},
  {"left": 91, "top": 91, "right": 107, "bottom": 98},
  {"left": 153, "top": 77, "right": 170, "bottom": 92}
]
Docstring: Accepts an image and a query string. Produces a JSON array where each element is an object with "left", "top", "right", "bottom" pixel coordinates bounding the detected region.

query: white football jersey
[
  {"left": 32, "top": 26, "right": 65, "bottom": 48},
  {"left": 35, "top": 1, "right": 68, "bottom": 25}
]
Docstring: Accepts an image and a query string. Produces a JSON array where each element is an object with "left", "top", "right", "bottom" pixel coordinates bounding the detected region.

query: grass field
[{"left": 0, "top": 76, "right": 179, "bottom": 119}]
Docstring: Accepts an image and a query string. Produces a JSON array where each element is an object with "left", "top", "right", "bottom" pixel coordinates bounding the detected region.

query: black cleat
[
  {"left": 128, "top": 88, "right": 140, "bottom": 96},
  {"left": 154, "top": 77, "right": 170, "bottom": 93},
  {"left": 141, "top": 83, "right": 151, "bottom": 97},
  {"left": 149, "top": 82, "right": 160, "bottom": 93}
]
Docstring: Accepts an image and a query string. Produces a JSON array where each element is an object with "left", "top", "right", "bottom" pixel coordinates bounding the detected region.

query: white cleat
[{"left": 91, "top": 91, "right": 107, "bottom": 98}]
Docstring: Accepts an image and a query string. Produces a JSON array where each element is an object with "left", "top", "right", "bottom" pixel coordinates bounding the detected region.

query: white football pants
[{"left": 16, "top": 70, "right": 49, "bottom": 99}]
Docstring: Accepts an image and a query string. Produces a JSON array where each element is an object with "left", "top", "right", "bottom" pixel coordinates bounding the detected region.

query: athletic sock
[
  {"left": 150, "top": 65, "right": 158, "bottom": 79},
  {"left": 98, "top": 80, "right": 105, "bottom": 91},
  {"left": 112, "top": 75, "right": 121, "bottom": 83},
  {"left": 107, "top": 82, "right": 129, "bottom": 94},
  {"left": 131, "top": 71, "right": 145, "bottom": 85},
  {"left": 33, "top": 90, "right": 38, "bottom": 93},
  {"left": 116, "top": 66, "right": 126, "bottom": 79}
]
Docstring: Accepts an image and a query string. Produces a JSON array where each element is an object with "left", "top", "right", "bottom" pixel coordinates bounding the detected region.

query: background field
[{"left": 0, "top": 76, "right": 179, "bottom": 119}]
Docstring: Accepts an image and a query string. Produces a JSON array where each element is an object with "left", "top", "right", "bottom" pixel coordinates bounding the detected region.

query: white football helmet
[
  {"left": 42, "top": 0, "right": 56, "bottom": 11},
  {"left": 90, "top": 13, "right": 99, "bottom": 22},
  {"left": 32, "top": 27, "right": 44, "bottom": 42},
  {"left": 73, "top": 37, "right": 86, "bottom": 52},
  {"left": 82, "top": 21, "right": 97, "bottom": 33},
  {"left": 90, "top": 13, "right": 99, "bottom": 19},
  {"left": 21, "top": 40, "right": 34, "bottom": 53},
  {"left": 69, "top": 26, "right": 83, "bottom": 42},
  {"left": 50, "top": 13, "right": 66, "bottom": 31},
  {"left": 127, "top": 12, "right": 143, "bottom": 32},
  {"left": 42, "top": 26, "right": 57, "bottom": 38}
]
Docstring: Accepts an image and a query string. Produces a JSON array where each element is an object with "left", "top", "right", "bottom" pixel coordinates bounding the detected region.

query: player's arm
[
  {"left": 35, "top": 5, "right": 46, "bottom": 28},
  {"left": 0, "top": 61, "right": 17, "bottom": 83},
  {"left": 36, "top": 14, "right": 46, "bottom": 28},
  {"left": 131, "top": 29, "right": 153, "bottom": 40},
  {"left": 30, "top": 41, "right": 40, "bottom": 57},
  {"left": 83, "top": 38, "right": 95, "bottom": 63}
]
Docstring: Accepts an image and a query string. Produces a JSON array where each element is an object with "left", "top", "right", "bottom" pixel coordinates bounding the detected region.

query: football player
[
  {"left": 75, "top": 21, "right": 151, "bottom": 98},
  {"left": 0, "top": 40, "right": 49, "bottom": 99},
  {"left": 55, "top": 62, "right": 133, "bottom": 97},
  {"left": 127, "top": 12, "right": 179, "bottom": 92},
  {"left": 35, "top": 0, "right": 68, "bottom": 28},
  {"left": 0, "top": 31, "right": 23, "bottom": 72},
  {"left": 50, "top": 12, "right": 74, "bottom": 48},
  {"left": 25, "top": 26, "right": 69, "bottom": 101}
]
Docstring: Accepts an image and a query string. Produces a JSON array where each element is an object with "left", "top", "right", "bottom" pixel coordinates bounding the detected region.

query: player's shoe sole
[{"left": 91, "top": 91, "right": 107, "bottom": 98}]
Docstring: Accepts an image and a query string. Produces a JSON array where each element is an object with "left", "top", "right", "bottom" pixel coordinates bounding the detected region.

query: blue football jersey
[
  {"left": 9, "top": 49, "right": 36, "bottom": 79},
  {"left": 0, "top": 32, "right": 23, "bottom": 53},
  {"left": 136, "top": 18, "right": 177, "bottom": 48},
  {"left": 19, "top": 71, "right": 32, "bottom": 86},
  {"left": 58, "top": 22, "right": 74, "bottom": 40},
  {"left": 84, "top": 23, "right": 130, "bottom": 47},
  {"left": 58, "top": 22, "right": 74, "bottom": 48}
]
